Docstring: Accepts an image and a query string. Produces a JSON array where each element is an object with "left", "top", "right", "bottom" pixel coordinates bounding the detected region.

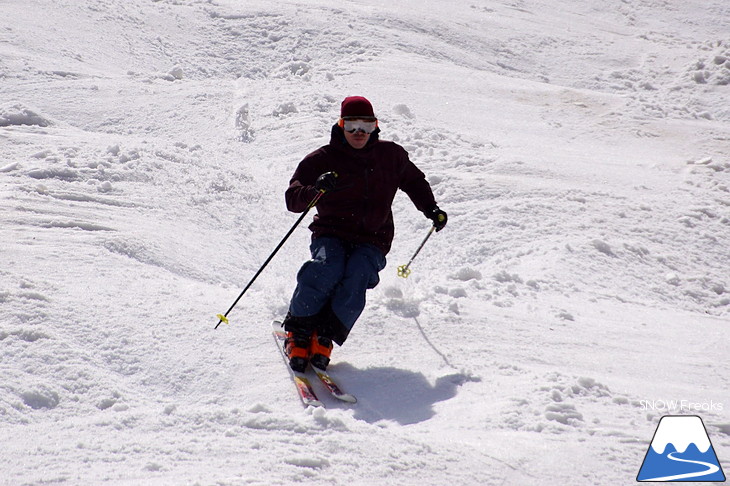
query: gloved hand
[
  {"left": 315, "top": 171, "right": 338, "bottom": 193},
  {"left": 426, "top": 206, "right": 448, "bottom": 231}
]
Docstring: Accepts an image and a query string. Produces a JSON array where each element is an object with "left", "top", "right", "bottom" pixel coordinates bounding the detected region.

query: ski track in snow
[{"left": 1, "top": 0, "right": 729, "bottom": 485}]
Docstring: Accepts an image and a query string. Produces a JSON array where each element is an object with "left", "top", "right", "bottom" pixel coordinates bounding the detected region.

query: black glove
[
  {"left": 426, "top": 206, "right": 448, "bottom": 232},
  {"left": 315, "top": 171, "right": 338, "bottom": 193}
]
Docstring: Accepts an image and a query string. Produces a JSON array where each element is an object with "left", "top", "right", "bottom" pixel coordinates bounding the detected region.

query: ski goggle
[{"left": 340, "top": 118, "right": 378, "bottom": 134}]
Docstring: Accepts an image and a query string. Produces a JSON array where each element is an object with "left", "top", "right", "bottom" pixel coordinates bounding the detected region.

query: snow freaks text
[{"left": 639, "top": 400, "right": 724, "bottom": 413}]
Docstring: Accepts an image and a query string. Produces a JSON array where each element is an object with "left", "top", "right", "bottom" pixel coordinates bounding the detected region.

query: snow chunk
[
  {"left": 0, "top": 162, "right": 20, "bottom": 173},
  {"left": 0, "top": 104, "right": 52, "bottom": 127},
  {"left": 31, "top": 149, "right": 53, "bottom": 159},
  {"left": 449, "top": 287, "right": 467, "bottom": 298},
  {"left": 235, "top": 103, "right": 254, "bottom": 142},
  {"left": 27, "top": 167, "right": 79, "bottom": 181},
  {"left": 576, "top": 377, "right": 598, "bottom": 389},
  {"left": 20, "top": 387, "right": 60, "bottom": 410},
  {"left": 144, "top": 462, "right": 164, "bottom": 472},
  {"left": 689, "top": 45, "right": 730, "bottom": 86},
  {"left": 97, "top": 398, "right": 117, "bottom": 410},
  {"left": 169, "top": 66, "right": 183, "bottom": 80},
  {"left": 285, "top": 456, "right": 330, "bottom": 469},
  {"left": 450, "top": 267, "right": 482, "bottom": 281},
  {"left": 273, "top": 102, "right": 298, "bottom": 117},
  {"left": 492, "top": 270, "right": 522, "bottom": 284},
  {"left": 711, "top": 283, "right": 725, "bottom": 295},
  {"left": 247, "top": 403, "right": 270, "bottom": 414},
  {"left": 624, "top": 243, "right": 650, "bottom": 257},
  {"left": 160, "top": 66, "right": 184, "bottom": 81},
  {"left": 311, "top": 407, "right": 349, "bottom": 430},
  {"left": 545, "top": 403, "right": 583, "bottom": 425},
  {"left": 393, "top": 103, "right": 414, "bottom": 118},
  {"left": 97, "top": 181, "right": 113, "bottom": 193},
  {"left": 273, "top": 60, "right": 311, "bottom": 78},
  {"left": 590, "top": 239, "right": 614, "bottom": 256}
]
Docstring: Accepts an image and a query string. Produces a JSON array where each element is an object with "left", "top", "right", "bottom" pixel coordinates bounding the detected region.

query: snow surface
[{"left": 1, "top": 0, "right": 729, "bottom": 485}]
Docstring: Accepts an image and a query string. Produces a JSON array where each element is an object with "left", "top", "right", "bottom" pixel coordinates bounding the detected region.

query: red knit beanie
[{"left": 340, "top": 96, "right": 375, "bottom": 118}]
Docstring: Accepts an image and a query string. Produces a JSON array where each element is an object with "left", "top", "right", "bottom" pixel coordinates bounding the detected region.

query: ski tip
[
  {"left": 312, "top": 366, "right": 358, "bottom": 403},
  {"left": 337, "top": 394, "right": 358, "bottom": 404}
]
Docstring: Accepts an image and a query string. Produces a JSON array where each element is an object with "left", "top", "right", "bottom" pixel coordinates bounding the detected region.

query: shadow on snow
[{"left": 329, "top": 363, "right": 479, "bottom": 425}]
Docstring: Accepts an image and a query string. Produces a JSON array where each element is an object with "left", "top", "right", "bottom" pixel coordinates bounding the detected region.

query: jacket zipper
[{"left": 362, "top": 157, "right": 370, "bottom": 229}]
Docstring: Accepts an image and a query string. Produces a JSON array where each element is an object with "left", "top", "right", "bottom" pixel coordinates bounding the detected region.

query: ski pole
[
  {"left": 215, "top": 190, "right": 326, "bottom": 329},
  {"left": 397, "top": 225, "right": 436, "bottom": 278}
]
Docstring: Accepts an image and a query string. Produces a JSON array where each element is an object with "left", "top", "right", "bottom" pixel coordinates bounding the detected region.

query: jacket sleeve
[
  {"left": 398, "top": 150, "right": 438, "bottom": 214},
  {"left": 285, "top": 152, "right": 323, "bottom": 213}
]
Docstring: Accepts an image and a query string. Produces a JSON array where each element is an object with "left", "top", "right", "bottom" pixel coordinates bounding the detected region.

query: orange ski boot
[
  {"left": 284, "top": 332, "right": 310, "bottom": 373},
  {"left": 309, "top": 333, "right": 333, "bottom": 371}
]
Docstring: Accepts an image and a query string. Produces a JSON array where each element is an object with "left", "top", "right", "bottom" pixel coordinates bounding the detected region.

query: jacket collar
[{"left": 329, "top": 123, "right": 380, "bottom": 153}]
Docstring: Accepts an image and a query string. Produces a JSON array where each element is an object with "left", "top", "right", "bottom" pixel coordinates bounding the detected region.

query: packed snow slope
[{"left": 1, "top": 0, "right": 729, "bottom": 485}]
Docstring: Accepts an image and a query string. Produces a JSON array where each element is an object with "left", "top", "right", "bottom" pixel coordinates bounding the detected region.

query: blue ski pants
[{"left": 289, "top": 236, "right": 386, "bottom": 335}]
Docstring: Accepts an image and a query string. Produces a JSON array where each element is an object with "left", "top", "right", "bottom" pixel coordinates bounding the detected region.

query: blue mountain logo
[{"left": 637, "top": 415, "right": 726, "bottom": 482}]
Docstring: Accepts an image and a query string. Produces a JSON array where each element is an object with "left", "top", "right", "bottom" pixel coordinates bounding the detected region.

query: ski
[
  {"left": 272, "top": 321, "right": 357, "bottom": 404},
  {"left": 312, "top": 366, "right": 357, "bottom": 403},
  {"left": 272, "top": 325, "right": 323, "bottom": 408}
]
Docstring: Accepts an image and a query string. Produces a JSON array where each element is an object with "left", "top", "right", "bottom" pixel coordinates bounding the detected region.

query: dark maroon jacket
[{"left": 285, "top": 125, "right": 437, "bottom": 255}]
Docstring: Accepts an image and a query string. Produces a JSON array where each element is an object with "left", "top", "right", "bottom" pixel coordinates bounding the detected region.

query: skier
[{"left": 282, "top": 96, "right": 447, "bottom": 372}]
